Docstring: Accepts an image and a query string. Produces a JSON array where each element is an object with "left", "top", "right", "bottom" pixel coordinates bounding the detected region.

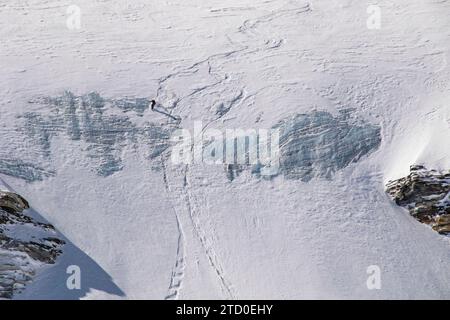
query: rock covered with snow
[
  {"left": 0, "top": 180, "right": 64, "bottom": 299},
  {"left": 386, "top": 165, "right": 450, "bottom": 234}
]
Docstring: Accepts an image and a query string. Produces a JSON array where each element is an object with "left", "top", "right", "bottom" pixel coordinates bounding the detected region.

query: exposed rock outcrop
[
  {"left": 386, "top": 165, "right": 450, "bottom": 235},
  {"left": 0, "top": 183, "right": 64, "bottom": 299}
]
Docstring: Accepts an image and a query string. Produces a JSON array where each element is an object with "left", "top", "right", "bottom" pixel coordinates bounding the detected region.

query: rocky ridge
[
  {"left": 0, "top": 180, "right": 64, "bottom": 299},
  {"left": 386, "top": 165, "right": 450, "bottom": 235}
]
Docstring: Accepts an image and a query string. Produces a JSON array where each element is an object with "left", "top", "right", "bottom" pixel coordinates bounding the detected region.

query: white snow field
[{"left": 1, "top": 0, "right": 450, "bottom": 299}]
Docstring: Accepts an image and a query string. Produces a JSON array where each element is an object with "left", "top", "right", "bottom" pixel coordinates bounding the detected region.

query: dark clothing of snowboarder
[{"left": 150, "top": 100, "right": 156, "bottom": 110}]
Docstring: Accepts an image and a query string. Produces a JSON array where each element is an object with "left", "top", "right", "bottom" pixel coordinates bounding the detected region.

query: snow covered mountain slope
[
  {"left": 0, "top": 0, "right": 449, "bottom": 299},
  {"left": 0, "top": 179, "right": 62, "bottom": 299},
  {"left": 0, "top": 178, "right": 123, "bottom": 299}
]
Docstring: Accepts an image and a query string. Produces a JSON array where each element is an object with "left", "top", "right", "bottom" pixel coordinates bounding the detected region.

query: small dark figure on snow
[{"left": 150, "top": 99, "right": 156, "bottom": 110}]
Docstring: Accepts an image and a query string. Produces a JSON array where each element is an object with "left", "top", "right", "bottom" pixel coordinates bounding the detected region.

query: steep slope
[
  {"left": 0, "top": 177, "right": 124, "bottom": 299},
  {"left": 0, "top": 179, "right": 63, "bottom": 298},
  {"left": 0, "top": 0, "right": 449, "bottom": 299}
]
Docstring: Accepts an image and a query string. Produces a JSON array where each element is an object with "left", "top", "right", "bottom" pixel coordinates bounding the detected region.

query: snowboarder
[{"left": 150, "top": 99, "right": 156, "bottom": 110}]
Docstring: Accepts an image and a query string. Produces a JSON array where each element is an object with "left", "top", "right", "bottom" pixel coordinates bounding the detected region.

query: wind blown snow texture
[{"left": 0, "top": 0, "right": 450, "bottom": 299}]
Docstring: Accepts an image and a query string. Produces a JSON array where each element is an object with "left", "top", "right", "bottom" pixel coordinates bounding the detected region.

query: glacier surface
[{"left": 0, "top": 0, "right": 450, "bottom": 299}]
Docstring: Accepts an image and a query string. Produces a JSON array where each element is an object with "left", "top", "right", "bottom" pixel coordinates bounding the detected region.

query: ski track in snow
[
  {"left": 161, "top": 154, "right": 237, "bottom": 299},
  {"left": 144, "top": 0, "right": 449, "bottom": 299},
  {"left": 183, "top": 163, "right": 237, "bottom": 299},
  {"left": 160, "top": 155, "right": 186, "bottom": 300},
  {"left": 159, "top": 117, "right": 237, "bottom": 298},
  {"left": 154, "top": 2, "right": 319, "bottom": 297},
  {"left": 1, "top": 0, "right": 450, "bottom": 299}
]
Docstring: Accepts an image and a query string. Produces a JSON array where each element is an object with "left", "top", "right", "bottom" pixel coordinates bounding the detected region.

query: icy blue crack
[
  {"left": 0, "top": 159, "right": 55, "bottom": 182},
  {"left": 274, "top": 110, "right": 381, "bottom": 181},
  {"left": 2, "top": 91, "right": 176, "bottom": 181}
]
